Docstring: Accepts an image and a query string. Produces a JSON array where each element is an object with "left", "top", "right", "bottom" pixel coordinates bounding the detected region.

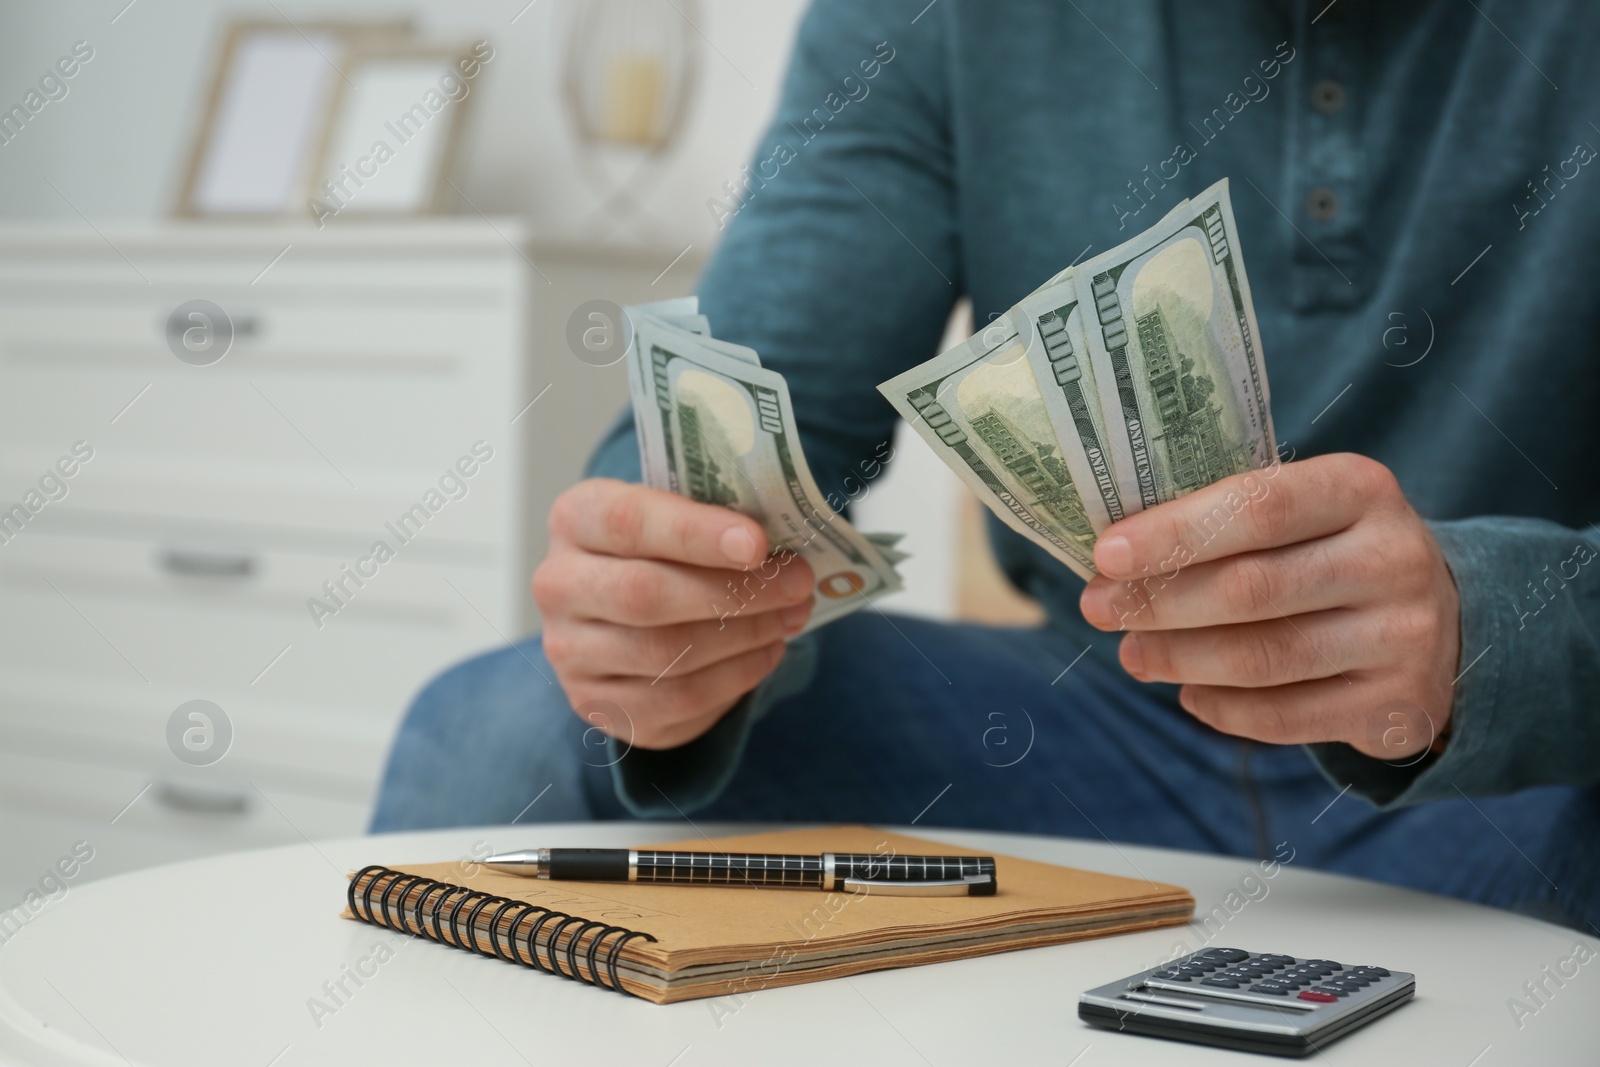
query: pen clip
[{"left": 840, "top": 874, "right": 995, "bottom": 897}]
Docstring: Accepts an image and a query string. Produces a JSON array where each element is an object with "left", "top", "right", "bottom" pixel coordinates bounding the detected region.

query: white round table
[{"left": 0, "top": 824, "right": 1592, "bottom": 1065}]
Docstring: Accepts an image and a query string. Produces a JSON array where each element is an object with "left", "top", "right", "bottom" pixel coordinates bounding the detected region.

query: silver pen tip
[{"left": 482, "top": 848, "right": 547, "bottom": 877}]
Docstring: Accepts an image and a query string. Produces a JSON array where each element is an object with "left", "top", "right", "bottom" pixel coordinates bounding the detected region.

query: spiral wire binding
[{"left": 348, "top": 865, "right": 657, "bottom": 997}]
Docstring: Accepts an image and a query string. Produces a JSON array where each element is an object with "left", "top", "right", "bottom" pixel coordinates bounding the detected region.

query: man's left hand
[{"left": 1078, "top": 453, "right": 1461, "bottom": 760}]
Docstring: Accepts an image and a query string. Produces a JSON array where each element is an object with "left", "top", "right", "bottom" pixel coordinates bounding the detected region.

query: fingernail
[
  {"left": 1096, "top": 535, "right": 1133, "bottom": 577},
  {"left": 721, "top": 526, "right": 758, "bottom": 566},
  {"left": 780, "top": 603, "right": 810, "bottom": 635},
  {"left": 780, "top": 561, "right": 813, "bottom": 601},
  {"left": 1079, "top": 585, "right": 1111, "bottom": 628},
  {"left": 1120, "top": 635, "right": 1146, "bottom": 679}
]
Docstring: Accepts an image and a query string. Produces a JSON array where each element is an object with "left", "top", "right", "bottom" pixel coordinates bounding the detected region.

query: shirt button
[
  {"left": 1312, "top": 80, "right": 1346, "bottom": 115},
  {"left": 1307, "top": 187, "right": 1340, "bottom": 222}
]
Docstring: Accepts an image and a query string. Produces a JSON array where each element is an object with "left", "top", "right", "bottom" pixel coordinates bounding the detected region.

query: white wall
[{"left": 0, "top": 0, "right": 808, "bottom": 248}]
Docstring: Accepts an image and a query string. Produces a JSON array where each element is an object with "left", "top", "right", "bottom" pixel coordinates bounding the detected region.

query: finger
[
  {"left": 1093, "top": 453, "right": 1397, "bottom": 578},
  {"left": 587, "top": 641, "right": 785, "bottom": 750},
  {"left": 553, "top": 478, "right": 769, "bottom": 568},
  {"left": 1121, "top": 610, "right": 1374, "bottom": 688},
  {"left": 649, "top": 640, "right": 787, "bottom": 732},
  {"left": 1081, "top": 536, "right": 1358, "bottom": 631},
  {"left": 549, "top": 606, "right": 811, "bottom": 680},
  {"left": 542, "top": 552, "right": 814, "bottom": 626},
  {"left": 1177, "top": 676, "right": 1361, "bottom": 746}
]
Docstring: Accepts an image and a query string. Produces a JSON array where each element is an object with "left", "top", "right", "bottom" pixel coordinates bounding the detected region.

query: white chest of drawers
[{"left": 0, "top": 222, "right": 539, "bottom": 886}]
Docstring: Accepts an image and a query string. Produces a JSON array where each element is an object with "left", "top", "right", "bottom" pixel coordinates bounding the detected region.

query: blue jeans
[{"left": 372, "top": 613, "right": 1598, "bottom": 933}]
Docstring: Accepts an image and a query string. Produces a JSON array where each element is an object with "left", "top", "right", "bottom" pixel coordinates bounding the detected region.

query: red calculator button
[{"left": 1298, "top": 990, "right": 1339, "bottom": 1003}]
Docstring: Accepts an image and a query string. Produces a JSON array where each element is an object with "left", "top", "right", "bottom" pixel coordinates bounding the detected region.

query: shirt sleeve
[
  {"left": 587, "top": 0, "right": 962, "bottom": 815},
  {"left": 1308, "top": 516, "right": 1600, "bottom": 807}
]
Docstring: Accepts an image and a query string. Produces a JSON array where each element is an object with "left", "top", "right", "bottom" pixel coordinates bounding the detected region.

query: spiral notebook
[{"left": 343, "top": 825, "right": 1193, "bottom": 1004}]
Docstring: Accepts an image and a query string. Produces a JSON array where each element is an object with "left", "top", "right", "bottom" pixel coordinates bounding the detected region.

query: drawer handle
[
  {"left": 159, "top": 548, "right": 257, "bottom": 580},
  {"left": 153, "top": 780, "right": 252, "bottom": 817}
]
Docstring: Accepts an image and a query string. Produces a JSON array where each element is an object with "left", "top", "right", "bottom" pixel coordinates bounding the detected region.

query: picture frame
[
  {"left": 304, "top": 41, "right": 485, "bottom": 223},
  {"left": 172, "top": 19, "right": 414, "bottom": 218}
]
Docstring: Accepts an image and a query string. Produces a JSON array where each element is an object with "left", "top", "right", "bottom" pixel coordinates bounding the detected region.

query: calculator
[{"left": 1078, "top": 947, "right": 1415, "bottom": 1057}]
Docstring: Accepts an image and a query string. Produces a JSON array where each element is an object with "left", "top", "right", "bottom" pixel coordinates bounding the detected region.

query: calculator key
[
  {"left": 1306, "top": 960, "right": 1340, "bottom": 969},
  {"left": 1198, "top": 948, "right": 1251, "bottom": 963},
  {"left": 1298, "top": 990, "right": 1340, "bottom": 1003},
  {"left": 1262, "top": 954, "right": 1296, "bottom": 965},
  {"left": 1202, "top": 976, "right": 1243, "bottom": 988},
  {"left": 1250, "top": 981, "right": 1292, "bottom": 994},
  {"left": 1352, "top": 966, "right": 1390, "bottom": 978}
]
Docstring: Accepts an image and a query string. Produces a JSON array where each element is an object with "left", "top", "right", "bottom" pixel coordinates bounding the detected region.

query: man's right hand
[{"left": 533, "top": 478, "right": 814, "bottom": 750}]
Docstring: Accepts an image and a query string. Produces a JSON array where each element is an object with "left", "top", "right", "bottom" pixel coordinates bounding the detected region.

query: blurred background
[{"left": 0, "top": 1, "right": 1035, "bottom": 909}]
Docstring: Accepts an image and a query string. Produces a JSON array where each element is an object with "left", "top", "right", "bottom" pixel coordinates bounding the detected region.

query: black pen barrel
[
  {"left": 546, "top": 848, "right": 632, "bottom": 881},
  {"left": 634, "top": 850, "right": 824, "bottom": 888},
  {"left": 542, "top": 849, "right": 999, "bottom": 890}
]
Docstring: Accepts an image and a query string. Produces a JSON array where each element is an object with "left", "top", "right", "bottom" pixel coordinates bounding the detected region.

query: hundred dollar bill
[
  {"left": 1074, "top": 177, "right": 1276, "bottom": 511},
  {"left": 635, "top": 296, "right": 710, "bottom": 336},
  {"left": 1014, "top": 271, "right": 1128, "bottom": 532},
  {"left": 877, "top": 311, "right": 1099, "bottom": 580},
  {"left": 625, "top": 302, "right": 904, "bottom": 631},
  {"left": 864, "top": 531, "right": 910, "bottom": 565}
]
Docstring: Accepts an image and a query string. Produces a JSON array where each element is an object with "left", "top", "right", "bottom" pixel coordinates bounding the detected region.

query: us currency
[
  {"left": 878, "top": 178, "right": 1275, "bottom": 578},
  {"left": 1074, "top": 177, "right": 1276, "bottom": 511},
  {"left": 1014, "top": 272, "right": 1128, "bottom": 532},
  {"left": 625, "top": 301, "right": 904, "bottom": 631},
  {"left": 865, "top": 531, "right": 910, "bottom": 565},
  {"left": 877, "top": 312, "right": 1099, "bottom": 580}
]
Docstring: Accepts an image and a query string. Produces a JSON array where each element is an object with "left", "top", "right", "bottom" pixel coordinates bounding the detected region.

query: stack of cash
[
  {"left": 878, "top": 178, "right": 1278, "bottom": 580},
  {"left": 621, "top": 177, "right": 1274, "bottom": 635},
  {"left": 625, "top": 299, "right": 906, "bottom": 632}
]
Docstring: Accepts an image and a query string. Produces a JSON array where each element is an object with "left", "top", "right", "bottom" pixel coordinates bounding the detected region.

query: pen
[{"left": 483, "top": 847, "right": 998, "bottom": 896}]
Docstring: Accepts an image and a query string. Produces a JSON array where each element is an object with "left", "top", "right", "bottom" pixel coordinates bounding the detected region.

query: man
[{"left": 373, "top": 0, "right": 1599, "bottom": 932}]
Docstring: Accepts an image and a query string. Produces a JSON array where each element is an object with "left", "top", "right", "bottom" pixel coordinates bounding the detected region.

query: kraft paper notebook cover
[{"left": 343, "top": 825, "right": 1194, "bottom": 1004}]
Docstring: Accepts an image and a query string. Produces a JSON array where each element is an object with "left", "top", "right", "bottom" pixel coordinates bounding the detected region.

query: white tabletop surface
[{"left": 0, "top": 823, "right": 1593, "bottom": 1066}]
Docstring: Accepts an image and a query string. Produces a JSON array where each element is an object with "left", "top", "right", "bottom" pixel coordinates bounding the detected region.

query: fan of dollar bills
[
  {"left": 880, "top": 177, "right": 1277, "bottom": 581},
  {"left": 624, "top": 177, "right": 1276, "bottom": 632},
  {"left": 624, "top": 298, "right": 907, "bottom": 633}
]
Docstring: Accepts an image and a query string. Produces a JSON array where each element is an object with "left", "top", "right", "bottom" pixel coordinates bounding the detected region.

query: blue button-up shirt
[{"left": 590, "top": 0, "right": 1600, "bottom": 813}]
